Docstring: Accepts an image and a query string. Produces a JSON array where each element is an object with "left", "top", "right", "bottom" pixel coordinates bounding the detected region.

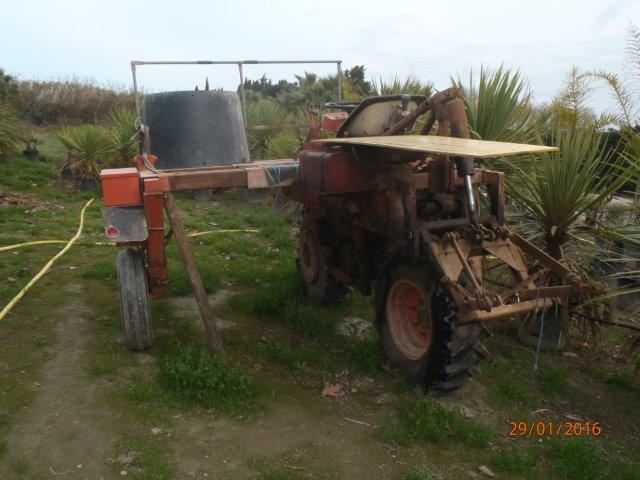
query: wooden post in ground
[{"left": 163, "top": 192, "right": 225, "bottom": 357}]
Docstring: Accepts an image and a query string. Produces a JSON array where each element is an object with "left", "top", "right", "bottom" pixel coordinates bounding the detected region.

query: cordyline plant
[
  {"left": 507, "top": 127, "right": 634, "bottom": 262},
  {"left": 455, "top": 65, "right": 534, "bottom": 143},
  {"left": 55, "top": 124, "right": 110, "bottom": 181}
]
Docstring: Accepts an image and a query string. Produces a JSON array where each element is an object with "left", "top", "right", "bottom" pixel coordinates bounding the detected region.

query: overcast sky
[{"left": 1, "top": 0, "right": 638, "bottom": 113}]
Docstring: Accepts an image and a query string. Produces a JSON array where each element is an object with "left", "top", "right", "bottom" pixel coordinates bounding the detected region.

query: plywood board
[{"left": 317, "top": 135, "right": 557, "bottom": 158}]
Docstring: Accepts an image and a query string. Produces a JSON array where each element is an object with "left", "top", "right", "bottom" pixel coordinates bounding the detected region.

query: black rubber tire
[
  {"left": 297, "top": 214, "right": 349, "bottom": 303},
  {"left": 425, "top": 285, "right": 484, "bottom": 392},
  {"left": 116, "top": 248, "right": 153, "bottom": 350},
  {"left": 375, "top": 262, "right": 484, "bottom": 393}
]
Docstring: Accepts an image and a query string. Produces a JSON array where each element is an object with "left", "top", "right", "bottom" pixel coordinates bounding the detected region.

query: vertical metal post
[
  {"left": 337, "top": 60, "right": 343, "bottom": 102},
  {"left": 238, "top": 63, "right": 247, "bottom": 127},
  {"left": 131, "top": 63, "right": 141, "bottom": 120}
]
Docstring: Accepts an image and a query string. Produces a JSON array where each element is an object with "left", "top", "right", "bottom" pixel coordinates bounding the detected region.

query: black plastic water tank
[{"left": 144, "top": 90, "right": 250, "bottom": 169}]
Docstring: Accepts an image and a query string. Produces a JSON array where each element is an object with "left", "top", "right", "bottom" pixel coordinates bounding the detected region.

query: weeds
[
  {"left": 159, "top": 343, "right": 258, "bottom": 412},
  {"left": 112, "top": 436, "right": 174, "bottom": 480},
  {"left": 537, "top": 362, "right": 568, "bottom": 396},
  {"left": 83, "top": 260, "right": 117, "bottom": 285},
  {"left": 17, "top": 77, "right": 134, "bottom": 124},
  {"left": 387, "top": 395, "right": 491, "bottom": 447},
  {"left": 10, "top": 457, "right": 29, "bottom": 476},
  {"left": 86, "top": 360, "right": 118, "bottom": 376},
  {"left": 545, "top": 437, "right": 604, "bottom": 479},
  {"left": 404, "top": 464, "right": 439, "bottom": 480},
  {"left": 259, "top": 470, "right": 304, "bottom": 480},
  {"left": 493, "top": 448, "right": 539, "bottom": 475},
  {"left": 0, "top": 103, "right": 23, "bottom": 158}
]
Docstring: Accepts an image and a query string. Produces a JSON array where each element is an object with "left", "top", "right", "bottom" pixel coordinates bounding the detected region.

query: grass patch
[
  {"left": 168, "top": 258, "right": 221, "bottom": 295},
  {"left": 387, "top": 395, "right": 491, "bottom": 447},
  {"left": 86, "top": 359, "right": 118, "bottom": 376},
  {"left": 228, "top": 266, "right": 338, "bottom": 340},
  {"left": 159, "top": 343, "right": 258, "bottom": 412},
  {"left": 10, "top": 457, "right": 30, "bottom": 476},
  {"left": 606, "top": 371, "right": 637, "bottom": 392},
  {"left": 229, "top": 264, "right": 384, "bottom": 374},
  {"left": 127, "top": 376, "right": 165, "bottom": 405},
  {"left": 617, "top": 464, "right": 640, "bottom": 480},
  {"left": 537, "top": 362, "right": 568, "bottom": 396},
  {"left": 0, "top": 438, "right": 6, "bottom": 457},
  {"left": 259, "top": 469, "right": 305, "bottom": 480},
  {"left": 546, "top": 437, "right": 604, "bottom": 479},
  {"left": 493, "top": 447, "right": 539, "bottom": 476},
  {"left": 83, "top": 259, "right": 117, "bottom": 285},
  {"left": 112, "top": 436, "right": 174, "bottom": 480},
  {"left": 405, "top": 464, "right": 439, "bottom": 480}
]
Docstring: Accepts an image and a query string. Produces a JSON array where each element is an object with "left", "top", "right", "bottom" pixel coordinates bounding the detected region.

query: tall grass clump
[
  {"left": 387, "top": 395, "right": 491, "bottom": 447},
  {"left": 159, "top": 343, "right": 258, "bottom": 412},
  {"left": 0, "top": 103, "right": 23, "bottom": 158},
  {"left": 17, "top": 77, "right": 134, "bottom": 124}
]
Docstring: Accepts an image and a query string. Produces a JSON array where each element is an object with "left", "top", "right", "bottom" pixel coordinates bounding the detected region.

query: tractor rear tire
[
  {"left": 116, "top": 248, "right": 153, "bottom": 351},
  {"left": 426, "top": 285, "right": 485, "bottom": 392},
  {"left": 376, "top": 263, "right": 484, "bottom": 392},
  {"left": 297, "top": 214, "right": 349, "bottom": 304}
]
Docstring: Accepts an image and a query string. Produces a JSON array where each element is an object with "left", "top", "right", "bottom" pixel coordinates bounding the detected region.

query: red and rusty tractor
[
  {"left": 100, "top": 81, "right": 602, "bottom": 392},
  {"left": 283, "top": 88, "right": 603, "bottom": 390}
]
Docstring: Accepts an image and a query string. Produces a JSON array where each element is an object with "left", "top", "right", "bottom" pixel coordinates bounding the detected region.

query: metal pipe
[
  {"left": 129, "top": 59, "right": 343, "bottom": 124},
  {"left": 131, "top": 63, "right": 141, "bottom": 120},
  {"left": 238, "top": 63, "right": 246, "bottom": 127},
  {"left": 337, "top": 60, "right": 342, "bottom": 102},
  {"left": 131, "top": 60, "right": 342, "bottom": 65},
  {"left": 464, "top": 174, "right": 477, "bottom": 224}
]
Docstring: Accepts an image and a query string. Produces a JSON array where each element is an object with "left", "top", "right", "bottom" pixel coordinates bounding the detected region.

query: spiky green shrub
[
  {"left": 265, "top": 131, "right": 300, "bottom": 159},
  {"left": 55, "top": 124, "right": 110, "bottom": 179},
  {"left": 508, "top": 127, "right": 632, "bottom": 261},
  {"left": 0, "top": 103, "right": 23, "bottom": 158},
  {"left": 107, "top": 107, "right": 137, "bottom": 167},
  {"left": 455, "top": 65, "right": 533, "bottom": 142},
  {"left": 373, "top": 75, "right": 433, "bottom": 97}
]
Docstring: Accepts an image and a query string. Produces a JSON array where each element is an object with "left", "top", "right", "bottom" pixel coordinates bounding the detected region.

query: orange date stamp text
[{"left": 508, "top": 420, "right": 602, "bottom": 437}]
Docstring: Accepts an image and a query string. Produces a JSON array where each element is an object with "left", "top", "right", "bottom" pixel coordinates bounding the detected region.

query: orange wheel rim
[{"left": 386, "top": 279, "right": 433, "bottom": 360}]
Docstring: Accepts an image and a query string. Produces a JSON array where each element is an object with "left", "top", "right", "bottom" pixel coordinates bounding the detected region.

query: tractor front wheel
[{"left": 116, "top": 248, "right": 153, "bottom": 350}]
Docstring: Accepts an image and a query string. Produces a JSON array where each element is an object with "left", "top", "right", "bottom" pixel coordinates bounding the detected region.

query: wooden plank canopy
[{"left": 317, "top": 135, "right": 557, "bottom": 159}]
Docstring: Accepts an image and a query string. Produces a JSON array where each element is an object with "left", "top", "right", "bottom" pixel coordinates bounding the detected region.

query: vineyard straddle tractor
[{"left": 100, "top": 61, "right": 603, "bottom": 392}]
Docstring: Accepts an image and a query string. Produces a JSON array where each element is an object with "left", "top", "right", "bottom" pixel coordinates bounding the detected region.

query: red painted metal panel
[
  {"left": 299, "top": 149, "right": 375, "bottom": 194},
  {"left": 321, "top": 112, "right": 348, "bottom": 133},
  {"left": 100, "top": 168, "right": 142, "bottom": 206}
]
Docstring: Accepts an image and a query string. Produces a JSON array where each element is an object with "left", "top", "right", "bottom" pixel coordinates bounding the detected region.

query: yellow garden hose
[
  {"left": 0, "top": 229, "right": 260, "bottom": 252},
  {"left": 0, "top": 198, "right": 94, "bottom": 321},
  {"left": 0, "top": 239, "right": 68, "bottom": 252}
]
